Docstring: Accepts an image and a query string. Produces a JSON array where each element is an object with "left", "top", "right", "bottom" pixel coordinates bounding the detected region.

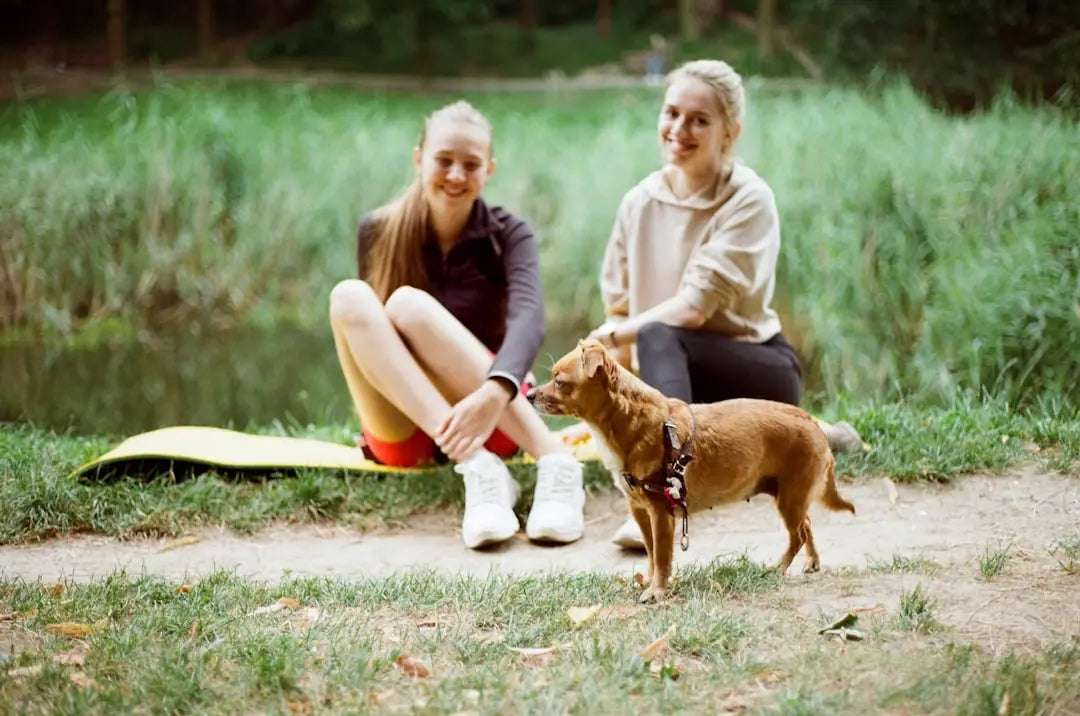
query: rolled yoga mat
[{"left": 72, "top": 424, "right": 600, "bottom": 481}]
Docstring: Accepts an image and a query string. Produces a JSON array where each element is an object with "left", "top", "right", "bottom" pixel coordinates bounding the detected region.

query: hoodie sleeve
[
  {"left": 600, "top": 193, "right": 633, "bottom": 319},
  {"left": 678, "top": 183, "right": 780, "bottom": 318}
]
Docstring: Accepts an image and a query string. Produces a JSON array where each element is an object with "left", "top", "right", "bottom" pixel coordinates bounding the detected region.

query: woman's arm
[{"left": 588, "top": 295, "right": 705, "bottom": 349}]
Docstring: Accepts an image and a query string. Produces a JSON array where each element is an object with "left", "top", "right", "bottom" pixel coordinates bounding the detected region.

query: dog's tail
[{"left": 820, "top": 458, "right": 856, "bottom": 515}]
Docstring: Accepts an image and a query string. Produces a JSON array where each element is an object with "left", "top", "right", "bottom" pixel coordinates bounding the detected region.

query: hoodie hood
[{"left": 640, "top": 163, "right": 748, "bottom": 211}]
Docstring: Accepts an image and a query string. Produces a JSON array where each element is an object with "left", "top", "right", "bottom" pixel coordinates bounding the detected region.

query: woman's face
[
  {"left": 414, "top": 120, "right": 495, "bottom": 217},
  {"left": 658, "top": 76, "right": 735, "bottom": 176}
]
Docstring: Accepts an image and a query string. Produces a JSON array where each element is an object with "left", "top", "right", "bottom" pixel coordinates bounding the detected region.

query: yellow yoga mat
[{"left": 72, "top": 424, "right": 600, "bottom": 481}]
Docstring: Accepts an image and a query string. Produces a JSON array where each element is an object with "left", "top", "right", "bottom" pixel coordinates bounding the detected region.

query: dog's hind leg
[
  {"left": 800, "top": 517, "right": 820, "bottom": 573},
  {"left": 775, "top": 491, "right": 810, "bottom": 574}
]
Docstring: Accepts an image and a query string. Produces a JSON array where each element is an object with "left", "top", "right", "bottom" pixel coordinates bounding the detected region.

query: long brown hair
[{"left": 366, "top": 100, "right": 494, "bottom": 302}]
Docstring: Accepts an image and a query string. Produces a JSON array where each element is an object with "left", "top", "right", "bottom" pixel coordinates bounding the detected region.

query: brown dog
[{"left": 530, "top": 339, "right": 855, "bottom": 603}]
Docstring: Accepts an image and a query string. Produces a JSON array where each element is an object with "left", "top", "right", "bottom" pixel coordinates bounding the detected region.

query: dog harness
[{"left": 622, "top": 403, "right": 696, "bottom": 551}]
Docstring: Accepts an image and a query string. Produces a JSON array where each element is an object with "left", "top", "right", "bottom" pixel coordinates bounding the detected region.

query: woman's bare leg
[
  {"left": 383, "top": 286, "right": 563, "bottom": 459},
  {"left": 328, "top": 279, "right": 455, "bottom": 438}
]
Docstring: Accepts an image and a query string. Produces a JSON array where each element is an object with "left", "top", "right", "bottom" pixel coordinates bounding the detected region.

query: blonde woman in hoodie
[{"left": 586, "top": 59, "right": 861, "bottom": 548}]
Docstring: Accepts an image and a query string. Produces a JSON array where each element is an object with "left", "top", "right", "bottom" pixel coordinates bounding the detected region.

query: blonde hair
[
  {"left": 367, "top": 100, "right": 493, "bottom": 302},
  {"left": 665, "top": 59, "right": 746, "bottom": 162}
]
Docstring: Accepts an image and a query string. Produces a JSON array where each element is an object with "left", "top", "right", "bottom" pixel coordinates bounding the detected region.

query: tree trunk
[
  {"left": 679, "top": 0, "right": 699, "bottom": 42},
  {"left": 107, "top": 0, "right": 126, "bottom": 72},
  {"left": 757, "top": 0, "right": 777, "bottom": 60},
  {"left": 197, "top": 0, "right": 216, "bottom": 62},
  {"left": 597, "top": 0, "right": 611, "bottom": 39},
  {"left": 520, "top": 0, "right": 537, "bottom": 54}
]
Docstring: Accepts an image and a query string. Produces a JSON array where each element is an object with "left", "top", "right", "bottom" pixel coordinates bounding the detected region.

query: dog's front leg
[
  {"left": 629, "top": 501, "right": 654, "bottom": 582},
  {"left": 640, "top": 504, "right": 675, "bottom": 603}
]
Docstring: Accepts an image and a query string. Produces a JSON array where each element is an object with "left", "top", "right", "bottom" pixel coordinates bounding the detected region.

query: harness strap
[{"left": 621, "top": 401, "right": 695, "bottom": 551}]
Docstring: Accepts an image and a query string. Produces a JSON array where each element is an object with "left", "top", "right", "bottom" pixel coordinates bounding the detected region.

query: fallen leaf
[
  {"left": 821, "top": 627, "right": 864, "bottom": 641},
  {"left": 507, "top": 646, "right": 558, "bottom": 657},
  {"left": 818, "top": 613, "right": 859, "bottom": 634},
  {"left": 634, "top": 573, "right": 646, "bottom": 588},
  {"left": 68, "top": 671, "right": 99, "bottom": 690},
  {"left": 370, "top": 689, "right": 396, "bottom": 706},
  {"left": 851, "top": 604, "right": 886, "bottom": 613},
  {"left": 175, "top": 585, "right": 193, "bottom": 593},
  {"left": 157, "top": 535, "right": 201, "bottom": 553},
  {"left": 278, "top": 598, "right": 300, "bottom": 609},
  {"left": 472, "top": 630, "right": 505, "bottom": 645},
  {"left": 752, "top": 667, "right": 790, "bottom": 686},
  {"left": 45, "top": 622, "right": 95, "bottom": 638},
  {"left": 597, "top": 605, "right": 645, "bottom": 621},
  {"left": 0, "top": 613, "right": 14, "bottom": 622},
  {"left": 649, "top": 659, "right": 681, "bottom": 680},
  {"left": 613, "top": 575, "right": 628, "bottom": 586},
  {"left": 7, "top": 664, "right": 43, "bottom": 678},
  {"left": 286, "top": 696, "right": 312, "bottom": 715},
  {"left": 187, "top": 621, "right": 200, "bottom": 638},
  {"left": 567, "top": 604, "right": 601, "bottom": 627},
  {"left": 395, "top": 653, "right": 430, "bottom": 678},
  {"left": 292, "top": 607, "right": 322, "bottom": 631},
  {"left": 52, "top": 648, "right": 87, "bottom": 666},
  {"left": 640, "top": 625, "right": 676, "bottom": 663},
  {"left": 882, "top": 477, "right": 898, "bottom": 505},
  {"left": 44, "top": 583, "right": 63, "bottom": 598},
  {"left": 251, "top": 597, "right": 300, "bottom": 616}
]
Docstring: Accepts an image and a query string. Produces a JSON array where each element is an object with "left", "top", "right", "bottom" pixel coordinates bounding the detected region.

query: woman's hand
[
  {"left": 586, "top": 321, "right": 619, "bottom": 349},
  {"left": 434, "top": 380, "right": 510, "bottom": 462}
]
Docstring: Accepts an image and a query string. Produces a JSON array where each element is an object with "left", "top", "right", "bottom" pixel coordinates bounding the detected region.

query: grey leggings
[{"left": 636, "top": 322, "right": 803, "bottom": 405}]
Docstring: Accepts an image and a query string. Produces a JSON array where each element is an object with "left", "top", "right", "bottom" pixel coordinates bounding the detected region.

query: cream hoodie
[{"left": 600, "top": 161, "right": 782, "bottom": 343}]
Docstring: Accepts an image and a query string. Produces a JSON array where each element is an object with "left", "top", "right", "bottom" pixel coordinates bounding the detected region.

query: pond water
[{"left": 0, "top": 324, "right": 584, "bottom": 436}]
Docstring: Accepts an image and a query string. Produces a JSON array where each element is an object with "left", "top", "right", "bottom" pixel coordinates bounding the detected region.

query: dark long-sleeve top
[{"left": 357, "top": 198, "right": 546, "bottom": 394}]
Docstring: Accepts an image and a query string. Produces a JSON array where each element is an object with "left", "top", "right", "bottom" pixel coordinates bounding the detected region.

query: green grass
[
  {"left": 897, "top": 585, "right": 937, "bottom": 634},
  {"left": 1, "top": 570, "right": 1078, "bottom": 714},
  {"left": 977, "top": 541, "right": 1013, "bottom": 581},
  {"left": 3, "top": 79, "right": 1079, "bottom": 408},
  {"left": 1049, "top": 534, "right": 1080, "bottom": 575},
  {"left": 868, "top": 553, "right": 940, "bottom": 576},
  {"left": 2, "top": 391, "right": 1077, "bottom": 545}
]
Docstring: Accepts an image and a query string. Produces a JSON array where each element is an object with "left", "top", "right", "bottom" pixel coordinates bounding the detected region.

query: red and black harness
[{"left": 622, "top": 404, "right": 696, "bottom": 551}]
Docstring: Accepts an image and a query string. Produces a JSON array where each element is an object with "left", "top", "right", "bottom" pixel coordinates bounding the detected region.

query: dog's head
[{"left": 527, "top": 339, "right": 619, "bottom": 419}]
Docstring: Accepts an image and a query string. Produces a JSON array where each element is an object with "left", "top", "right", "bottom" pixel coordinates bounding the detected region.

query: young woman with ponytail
[
  {"left": 329, "top": 101, "right": 585, "bottom": 550},
  {"left": 584, "top": 60, "right": 862, "bottom": 549}
]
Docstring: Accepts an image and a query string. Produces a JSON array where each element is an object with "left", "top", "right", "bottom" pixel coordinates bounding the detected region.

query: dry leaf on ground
[
  {"left": 7, "top": 664, "right": 43, "bottom": 678},
  {"left": 44, "top": 583, "right": 63, "bottom": 598},
  {"left": 395, "top": 653, "right": 431, "bottom": 678},
  {"left": 68, "top": 671, "right": 99, "bottom": 690},
  {"left": 157, "top": 536, "right": 202, "bottom": 553},
  {"left": 251, "top": 597, "right": 300, "bottom": 616},
  {"left": 597, "top": 605, "right": 645, "bottom": 621},
  {"left": 567, "top": 604, "right": 601, "bottom": 627},
  {"left": 882, "top": 477, "right": 899, "bottom": 505},
  {"left": 0, "top": 613, "right": 14, "bottom": 622},
  {"left": 52, "top": 648, "right": 87, "bottom": 666},
  {"left": 634, "top": 573, "right": 646, "bottom": 587},
  {"left": 175, "top": 585, "right": 193, "bottom": 593},
  {"left": 507, "top": 646, "right": 558, "bottom": 657},
  {"left": 45, "top": 622, "right": 99, "bottom": 638},
  {"left": 640, "top": 625, "right": 676, "bottom": 663}
]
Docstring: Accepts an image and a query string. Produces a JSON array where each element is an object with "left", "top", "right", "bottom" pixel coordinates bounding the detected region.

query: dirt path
[{"left": 1, "top": 468, "right": 1076, "bottom": 585}]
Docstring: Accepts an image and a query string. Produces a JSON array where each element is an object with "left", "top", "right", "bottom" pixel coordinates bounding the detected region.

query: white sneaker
[
  {"left": 455, "top": 449, "right": 520, "bottom": 549},
  {"left": 611, "top": 515, "right": 646, "bottom": 550},
  {"left": 525, "top": 452, "right": 585, "bottom": 543}
]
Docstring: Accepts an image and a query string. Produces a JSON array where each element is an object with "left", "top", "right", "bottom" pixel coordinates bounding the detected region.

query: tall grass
[{"left": 2, "top": 79, "right": 1078, "bottom": 405}]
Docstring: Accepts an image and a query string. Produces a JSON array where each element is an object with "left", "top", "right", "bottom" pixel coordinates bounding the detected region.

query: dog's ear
[{"left": 581, "top": 341, "right": 608, "bottom": 380}]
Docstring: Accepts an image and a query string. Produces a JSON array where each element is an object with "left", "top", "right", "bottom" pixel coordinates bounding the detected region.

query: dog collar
[{"left": 622, "top": 402, "right": 696, "bottom": 551}]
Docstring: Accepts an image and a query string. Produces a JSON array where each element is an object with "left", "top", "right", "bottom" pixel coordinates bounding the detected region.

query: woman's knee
[
  {"left": 637, "top": 321, "right": 682, "bottom": 353},
  {"left": 384, "top": 286, "right": 440, "bottom": 334},
  {"left": 328, "top": 279, "right": 382, "bottom": 326}
]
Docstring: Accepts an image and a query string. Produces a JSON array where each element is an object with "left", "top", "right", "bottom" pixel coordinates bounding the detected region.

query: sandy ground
[{"left": 1, "top": 467, "right": 1076, "bottom": 584}]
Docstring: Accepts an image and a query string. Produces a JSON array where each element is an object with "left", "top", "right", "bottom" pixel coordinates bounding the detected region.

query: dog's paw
[
  {"left": 803, "top": 559, "right": 821, "bottom": 574},
  {"left": 639, "top": 586, "right": 667, "bottom": 604}
]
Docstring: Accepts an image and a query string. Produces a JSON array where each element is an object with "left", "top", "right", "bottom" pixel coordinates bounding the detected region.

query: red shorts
[{"left": 359, "top": 378, "right": 531, "bottom": 468}]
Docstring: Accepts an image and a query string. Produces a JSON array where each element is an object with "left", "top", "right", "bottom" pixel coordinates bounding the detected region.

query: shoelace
[
  {"left": 535, "top": 461, "right": 579, "bottom": 502},
  {"left": 455, "top": 456, "right": 506, "bottom": 506}
]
